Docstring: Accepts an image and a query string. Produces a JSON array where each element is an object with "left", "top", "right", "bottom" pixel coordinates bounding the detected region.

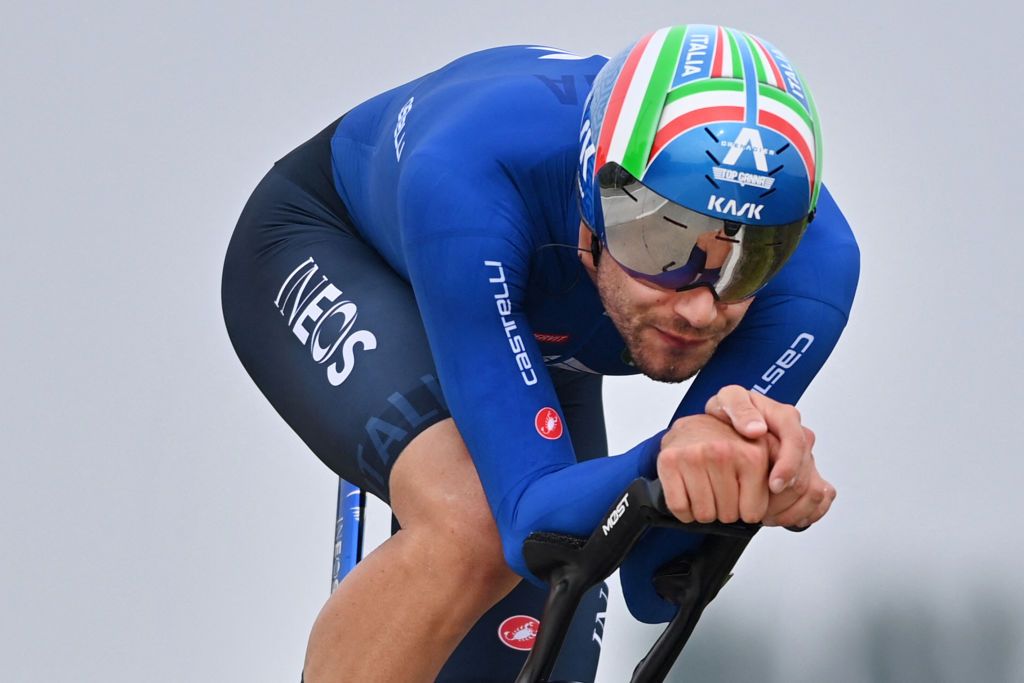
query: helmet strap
[{"left": 590, "top": 234, "right": 602, "bottom": 266}]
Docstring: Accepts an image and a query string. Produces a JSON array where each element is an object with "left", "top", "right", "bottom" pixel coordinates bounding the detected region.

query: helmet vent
[
  {"left": 776, "top": 143, "right": 790, "bottom": 154},
  {"left": 768, "top": 165, "right": 783, "bottom": 176},
  {"left": 704, "top": 174, "right": 720, "bottom": 189},
  {"left": 703, "top": 127, "right": 720, "bottom": 143},
  {"left": 759, "top": 188, "right": 777, "bottom": 199},
  {"left": 704, "top": 150, "right": 721, "bottom": 165}
]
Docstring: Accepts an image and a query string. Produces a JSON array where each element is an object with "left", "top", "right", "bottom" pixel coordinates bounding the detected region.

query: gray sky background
[{"left": 2, "top": 2, "right": 1021, "bottom": 682}]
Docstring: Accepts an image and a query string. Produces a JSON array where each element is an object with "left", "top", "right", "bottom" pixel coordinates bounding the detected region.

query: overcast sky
[{"left": 2, "top": 2, "right": 1022, "bottom": 682}]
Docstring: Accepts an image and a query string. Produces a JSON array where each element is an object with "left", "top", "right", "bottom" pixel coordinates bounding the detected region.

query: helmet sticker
[{"left": 720, "top": 127, "right": 773, "bottom": 170}]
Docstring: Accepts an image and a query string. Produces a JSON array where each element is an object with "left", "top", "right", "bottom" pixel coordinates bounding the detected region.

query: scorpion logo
[
  {"left": 498, "top": 615, "right": 540, "bottom": 651},
  {"left": 534, "top": 407, "right": 563, "bottom": 440}
]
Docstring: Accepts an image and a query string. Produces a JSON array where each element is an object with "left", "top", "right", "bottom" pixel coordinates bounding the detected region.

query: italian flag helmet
[{"left": 578, "top": 25, "right": 823, "bottom": 301}]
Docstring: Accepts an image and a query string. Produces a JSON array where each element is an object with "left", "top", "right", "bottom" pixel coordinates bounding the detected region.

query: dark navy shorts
[{"left": 222, "top": 118, "right": 609, "bottom": 682}]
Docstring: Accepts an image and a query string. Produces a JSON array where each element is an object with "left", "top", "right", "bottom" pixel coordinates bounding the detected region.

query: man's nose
[{"left": 670, "top": 286, "right": 718, "bottom": 328}]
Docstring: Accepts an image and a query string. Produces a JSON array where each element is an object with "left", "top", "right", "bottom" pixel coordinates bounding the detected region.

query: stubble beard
[
  {"left": 624, "top": 322, "right": 719, "bottom": 383},
  {"left": 596, "top": 263, "right": 726, "bottom": 384}
]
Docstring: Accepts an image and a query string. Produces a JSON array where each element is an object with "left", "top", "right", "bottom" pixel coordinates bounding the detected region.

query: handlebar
[{"left": 515, "top": 478, "right": 764, "bottom": 683}]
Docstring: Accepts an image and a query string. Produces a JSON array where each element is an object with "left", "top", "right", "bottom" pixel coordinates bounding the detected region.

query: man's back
[{"left": 331, "top": 45, "right": 605, "bottom": 277}]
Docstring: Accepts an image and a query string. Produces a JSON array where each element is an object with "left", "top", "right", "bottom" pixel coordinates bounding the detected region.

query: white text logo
[
  {"left": 707, "top": 195, "right": 764, "bottom": 220},
  {"left": 578, "top": 118, "right": 595, "bottom": 182},
  {"left": 484, "top": 261, "right": 538, "bottom": 386},
  {"left": 394, "top": 97, "right": 414, "bottom": 161},
  {"left": 680, "top": 34, "right": 710, "bottom": 77},
  {"left": 752, "top": 333, "right": 814, "bottom": 394},
  {"left": 274, "top": 257, "right": 378, "bottom": 386},
  {"left": 601, "top": 492, "right": 630, "bottom": 535},
  {"left": 769, "top": 48, "right": 806, "bottom": 101},
  {"left": 591, "top": 586, "right": 608, "bottom": 647},
  {"left": 720, "top": 127, "right": 775, "bottom": 171},
  {"left": 526, "top": 46, "right": 587, "bottom": 60},
  {"left": 712, "top": 167, "right": 775, "bottom": 190}
]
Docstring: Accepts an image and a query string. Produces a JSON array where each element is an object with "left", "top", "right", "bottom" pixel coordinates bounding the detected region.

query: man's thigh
[
  {"left": 223, "top": 161, "right": 610, "bottom": 681},
  {"left": 222, "top": 165, "right": 449, "bottom": 503}
]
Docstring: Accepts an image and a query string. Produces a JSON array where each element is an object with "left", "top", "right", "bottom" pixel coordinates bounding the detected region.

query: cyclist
[{"left": 222, "top": 24, "right": 859, "bottom": 683}]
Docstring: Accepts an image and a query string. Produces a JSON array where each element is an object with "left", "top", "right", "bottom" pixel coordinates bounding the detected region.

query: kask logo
[
  {"left": 707, "top": 195, "right": 764, "bottom": 220},
  {"left": 498, "top": 615, "right": 540, "bottom": 651},
  {"left": 274, "top": 257, "right": 378, "bottom": 386}
]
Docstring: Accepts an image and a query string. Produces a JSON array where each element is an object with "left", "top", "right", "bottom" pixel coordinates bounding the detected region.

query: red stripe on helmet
[
  {"left": 753, "top": 38, "right": 786, "bottom": 91},
  {"left": 595, "top": 31, "right": 654, "bottom": 170},
  {"left": 648, "top": 106, "right": 745, "bottom": 162},
  {"left": 711, "top": 26, "right": 724, "bottom": 77},
  {"left": 758, "top": 111, "right": 816, "bottom": 196}
]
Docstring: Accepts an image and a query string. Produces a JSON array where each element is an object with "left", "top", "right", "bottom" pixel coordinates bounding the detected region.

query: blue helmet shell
[{"left": 578, "top": 25, "right": 822, "bottom": 236}]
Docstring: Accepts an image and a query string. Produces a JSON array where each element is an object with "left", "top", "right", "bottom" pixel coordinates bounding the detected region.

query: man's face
[{"left": 594, "top": 245, "right": 753, "bottom": 383}]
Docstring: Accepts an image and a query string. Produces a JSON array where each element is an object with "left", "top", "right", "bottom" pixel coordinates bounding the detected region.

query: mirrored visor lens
[{"left": 600, "top": 169, "right": 807, "bottom": 301}]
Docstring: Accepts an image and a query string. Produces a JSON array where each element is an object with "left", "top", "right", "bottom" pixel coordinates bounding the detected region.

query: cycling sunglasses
[{"left": 598, "top": 164, "right": 808, "bottom": 303}]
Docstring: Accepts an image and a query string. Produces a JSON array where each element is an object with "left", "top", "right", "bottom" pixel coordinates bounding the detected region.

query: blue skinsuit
[{"left": 329, "top": 45, "right": 859, "bottom": 622}]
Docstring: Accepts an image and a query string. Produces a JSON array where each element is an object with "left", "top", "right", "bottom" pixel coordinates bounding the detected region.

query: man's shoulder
[
  {"left": 419, "top": 45, "right": 605, "bottom": 123},
  {"left": 350, "top": 45, "right": 604, "bottom": 138},
  {"left": 757, "top": 184, "right": 860, "bottom": 316},
  {"left": 440, "top": 44, "right": 606, "bottom": 81},
  {"left": 389, "top": 47, "right": 599, "bottom": 205}
]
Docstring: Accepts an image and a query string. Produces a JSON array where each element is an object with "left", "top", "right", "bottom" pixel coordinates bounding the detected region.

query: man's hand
[
  {"left": 762, "top": 428, "right": 837, "bottom": 527},
  {"left": 657, "top": 414, "right": 771, "bottom": 524},
  {"left": 704, "top": 385, "right": 836, "bottom": 527}
]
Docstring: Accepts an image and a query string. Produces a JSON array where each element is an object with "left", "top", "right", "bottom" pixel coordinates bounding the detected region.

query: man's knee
[{"left": 389, "top": 419, "right": 515, "bottom": 584}]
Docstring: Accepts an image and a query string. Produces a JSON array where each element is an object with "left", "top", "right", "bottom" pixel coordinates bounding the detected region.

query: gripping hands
[
  {"left": 622, "top": 386, "right": 836, "bottom": 623},
  {"left": 663, "top": 385, "right": 837, "bottom": 529}
]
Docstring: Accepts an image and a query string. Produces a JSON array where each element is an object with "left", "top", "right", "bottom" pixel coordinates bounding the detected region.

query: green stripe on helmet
[
  {"left": 743, "top": 33, "right": 767, "bottom": 84},
  {"left": 665, "top": 78, "right": 744, "bottom": 105},
  {"left": 802, "top": 68, "right": 823, "bottom": 210},
  {"left": 620, "top": 25, "right": 687, "bottom": 176},
  {"left": 725, "top": 28, "right": 743, "bottom": 79},
  {"left": 758, "top": 85, "right": 814, "bottom": 131}
]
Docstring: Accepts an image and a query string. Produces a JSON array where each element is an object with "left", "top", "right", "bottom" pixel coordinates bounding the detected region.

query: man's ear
[{"left": 579, "top": 222, "right": 600, "bottom": 275}]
